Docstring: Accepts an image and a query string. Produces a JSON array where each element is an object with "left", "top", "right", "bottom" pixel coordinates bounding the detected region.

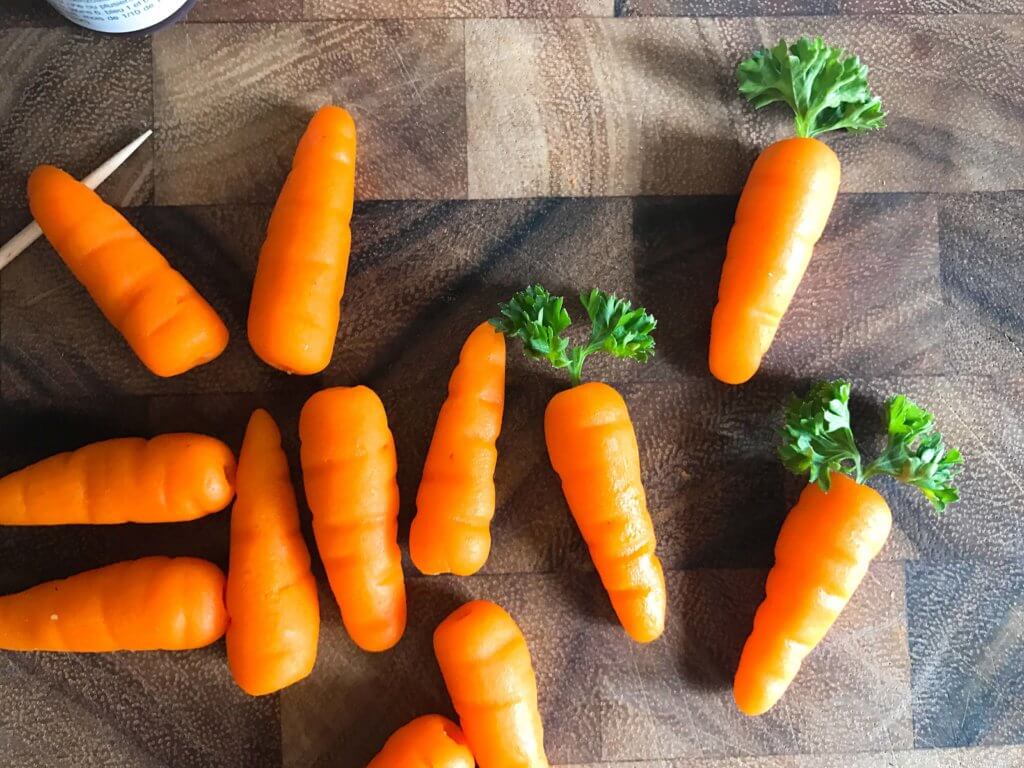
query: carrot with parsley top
[
  {"left": 735, "top": 380, "right": 962, "bottom": 715},
  {"left": 493, "top": 286, "right": 665, "bottom": 643},
  {"left": 710, "top": 38, "right": 885, "bottom": 384}
]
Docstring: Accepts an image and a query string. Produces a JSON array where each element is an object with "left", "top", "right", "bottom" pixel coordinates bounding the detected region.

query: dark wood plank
[
  {"left": 281, "top": 564, "right": 910, "bottom": 766},
  {"left": 841, "top": 0, "right": 1024, "bottom": 13},
  {"left": 0, "top": 28, "right": 153, "bottom": 207},
  {"left": 941, "top": 192, "right": 1024, "bottom": 376},
  {"left": 152, "top": 20, "right": 467, "bottom": 204},
  {"left": 0, "top": 648, "right": 281, "bottom": 768},
  {"left": 0, "top": 0, "right": 63, "bottom": 26},
  {"left": 907, "top": 559, "right": 1024, "bottom": 749},
  {"left": 465, "top": 16, "right": 1024, "bottom": 197}
]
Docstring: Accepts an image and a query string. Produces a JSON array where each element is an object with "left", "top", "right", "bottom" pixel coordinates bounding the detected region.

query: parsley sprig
[
  {"left": 738, "top": 37, "right": 885, "bottom": 138},
  {"left": 779, "top": 380, "right": 962, "bottom": 513},
  {"left": 491, "top": 285, "right": 656, "bottom": 386}
]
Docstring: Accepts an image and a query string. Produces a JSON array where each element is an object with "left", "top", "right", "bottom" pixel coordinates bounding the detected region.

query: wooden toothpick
[{"left": 0, "top": 129, "right": 154, "bottom": 271}]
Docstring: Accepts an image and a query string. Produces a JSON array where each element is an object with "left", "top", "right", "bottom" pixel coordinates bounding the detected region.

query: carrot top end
[
  {"left": 737, "top": 37, "right": 886, "bottom": 139},
  {"left": 492, "top": 285, "right": 656, "bottom": 387}
]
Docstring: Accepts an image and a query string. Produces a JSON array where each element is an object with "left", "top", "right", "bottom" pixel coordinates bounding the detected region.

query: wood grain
[
  {"left": 466, "top": 18, "right": 750, "bottom": 198},
  {"left": 941, "top": 192, "right": 1024, "bottom": 376},
  {"left": 618, "top": 0, "right": 839, "bottom": 15},
  {"left": 907, "top": 560, "right": 1024, "bottom": 749},
  {"left": 620, "top": 0, "right": 1024, "bottom": 12},
  {"left": 0, "top": 28, "right": 153, "bottom": 207},
  {"left": 188, "top": 0, "right": 304, "bottom": 21},
  {"left": 0, "top": 647, "right": 280, "bottom": 768},
  {"left": 0, "top": 0, "right": 62, "bottom": 26},
  {"left": 303, "top": 0, "right": 613, "bottom": 17},
  {"left": 465, "top": 16, "right": 1024, "bottom": 197},
  {"left": 562, "top": 744, "right": 1024, "bottom": 766},
  {"left": 152, "top": 21, "right": 467, "bottom": 204}
]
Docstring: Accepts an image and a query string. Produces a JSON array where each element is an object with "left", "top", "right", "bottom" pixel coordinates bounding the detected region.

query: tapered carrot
[
  {"left": 735, "top": 381, "right": 961, "bottom": 715},
  {"left": 0, "top": 557, "right": 228, "bottom": 652},
  {"left": 226, "top": 409, "right": 319, "bottom": 696},
  {"left": 411, "top": 321, "right": 506, "bottom": 576},
  {"left": 493, "top": 286, "right": 666, "bottom": 643},
  {"left": 434, "top": 600, "right": 548, "bottom": 768},
  {"left": 28, "top": 165, "right": 229, "bottom": 377},
  {"left": 248, "top": 105, "right": 356, "bottom": 374},
  {"left": 368, "top": 715, "right": 475, "bottom": 768},
  {"left": 299, "top": 386, "right": 405, "bottom": 651},
  {"left": 0, "top": 434, "right": 236, "bottom": 525},
  {"left": 709, "top": 38, "right": 885, "bottom": 384}
]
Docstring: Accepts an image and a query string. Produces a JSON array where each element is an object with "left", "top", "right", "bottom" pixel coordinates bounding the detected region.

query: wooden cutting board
[{"left": 1, "top": 1, "right": 1022, "bottom": 766}]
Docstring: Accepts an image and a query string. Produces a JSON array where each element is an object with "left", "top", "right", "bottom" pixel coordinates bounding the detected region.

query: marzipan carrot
[
  {"left": 226, "top": 409, "right": 319, "bottom": 696},
  {"left": 411, "top": 321, "right": 506, "bottom": 576},
  {"left": 0, "top": 557, "right": 228, "bottom": 652},
  {"left": 28, "top": 165, "right": 229, "bottom": 377},
  {"left": 709, "top": 38, "right": 885, "bottom": 384},
  {"left": 434, "top": 600, "right": 548, "bottom": 768},
  {"left": 493, "top": 286, "right": 666, "bottom": 643},
  {"left": 735, "top": 381, "right": 962, "bottom": 715},
  {"left": 368, "top": 715, "right": 475, "bottom": 768},
  {"left": 0, "top": 434, "right": 236, "bottom": 525},
  {"left": 299, "top": 386, "right": 405, "bottom": 651},
  {"left": 248, "top": 105, "right": 356, "bottom": 374}
]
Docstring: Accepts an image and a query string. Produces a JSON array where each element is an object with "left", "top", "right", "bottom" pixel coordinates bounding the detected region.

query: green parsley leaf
[
  {"left": 863, "top": 394, "right": 963, "bottom": 514},
  {"left": 737, "top": 37, "right": 886, "bottom": 138},
  {"left": 491, "top": 285, "right": 572, "bottom": 371},
  {"left": 493, "top": 286, "right": 656, "bottom": 386},
  {"left": 778, "top": 379, "right": 863, "bottom": 491}
]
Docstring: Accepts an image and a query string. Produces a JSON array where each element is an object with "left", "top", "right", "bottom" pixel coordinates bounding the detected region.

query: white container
[{"left": 44, "top": 0, "right": 195, "bottom": 34}]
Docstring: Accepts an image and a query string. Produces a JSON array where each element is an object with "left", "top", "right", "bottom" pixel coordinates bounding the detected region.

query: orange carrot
[
  {"left": 546, "top": 382, "right": 665, "bottom": 643},
  {"left": 0, "top": 434, "right": 236, "bottom": 525},
  {"left": 434, "top": 600, "right": 548, "bottom": 768},
  {"left": 226, "top": 409, "right": 319, "bottom": 696},
  {"left": 299, "top": 386, "right": 405, "bottom": 652},
  {"left": 28, "top": 165, "right": 229, "bottom": 377},
  {"left": 735, "top": 381, "right": 961, "bottom": 715},
  {"left": 709, "top": 38, "right": 884, "bottom": 385},
  {"left": 411, "top": 321, "right": 505, "bottom": 576},
  {"left": 368, "top": 715, "right": 475, "bottom": 768},
  {"left": 0, "top": 557, "right": 227, "bottom": 652},
  {"left": 494, "top": 286, "right": 666, "bottom": 643},
  {"left": 248, "top": 106, "right": 356, "bottom": 374}
]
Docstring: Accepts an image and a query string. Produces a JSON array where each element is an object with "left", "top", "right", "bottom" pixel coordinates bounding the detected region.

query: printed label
[{"left": 45, "top": 0, "right": 188, "bottom": 33}]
